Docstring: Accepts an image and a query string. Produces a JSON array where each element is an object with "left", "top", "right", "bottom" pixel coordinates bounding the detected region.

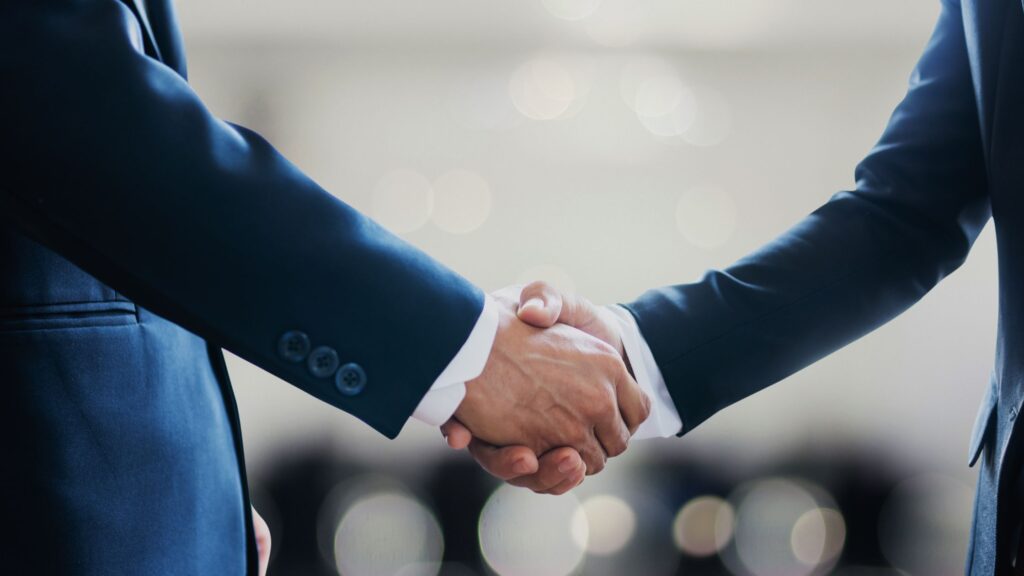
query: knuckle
[
  {"left": 614, "top": 434, "right": 630, "bottom": 457},
  {"left": 606, "top": 442, "right": 625, "bottom": 458},
  {"left": 564, "top": 426, "right": 588, "bottom": 448},
  {"left": 641, "top": 393, "right": 653, "bottom": 420}
]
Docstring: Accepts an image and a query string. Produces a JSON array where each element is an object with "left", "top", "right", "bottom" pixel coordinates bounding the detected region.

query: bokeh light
[
  {"left": 791, "top": 507, "right": 846, "bottom": 567},
  {"left": 878, "top": 474, "right": 973, "bottom": 575},
  {"left": 333, "top": 490, "right": 444, "bottom": 576},
  {"left": 430, "top": 169, "right": 492, "bottom": 234},
  {"left": 509, "top": 58, "right": 577, "bottom": 121},
  {"left": 673, "top": 495, "right": 736, "bottom": 557},
  {"left": 634, "top": 76, "right": 697, "bottom": 137},
  {"left": 721, "top": 477, "right": 845, "bottom": 576},
  {"left": 542, "top": 0, "right": 602, "bottom": 21},
  {"left": 570, "top": 495, "right": 637, "bottom": 556},
  {"left": 479, "top": 485, "right": 586, "bottom": 576},
  {"left": 675, "top": 185, "right": 738, "bottom": 249},
  {"left": 371, "top": 169, "right": 433, "bottom": 234}
]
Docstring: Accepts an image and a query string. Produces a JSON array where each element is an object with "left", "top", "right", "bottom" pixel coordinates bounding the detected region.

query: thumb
[
  {"left": 517, "top": 281, "right": 564, "bottom": 328},
  {"left": 440, "top": 418, "right": 473, "bottom": 450}
]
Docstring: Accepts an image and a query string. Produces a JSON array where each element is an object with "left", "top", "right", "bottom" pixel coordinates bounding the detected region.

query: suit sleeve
[
  {"left": 0, "top": 0, "right": 483, "bottom": 438},
  {"left": 623, "top": 0, "right": 992, "bottom": 434}
]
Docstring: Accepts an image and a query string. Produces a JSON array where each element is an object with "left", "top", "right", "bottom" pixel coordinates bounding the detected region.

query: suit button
[
  {"left": 307, "top": 346, "right": 340, "bottom": 378},
  {"left": 335, "top": 363, "right": 367, "bottom": 396},
  {"left": 277, "top": 331, "right": 311, "bottom": 363},
  {"left": 1011, "top": 406, "right": 1019, "bottom": 421}
]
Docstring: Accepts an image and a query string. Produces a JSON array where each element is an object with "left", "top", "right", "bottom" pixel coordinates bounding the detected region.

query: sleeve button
[
  {"left": 335, "top": 363, "right": 367, "bottom": 396},
  {"left": 277, "top": 331, "right": 311, "bottom": 363},
  {"left": 307, "top": 346, "right": 340, "bottom": 378}
]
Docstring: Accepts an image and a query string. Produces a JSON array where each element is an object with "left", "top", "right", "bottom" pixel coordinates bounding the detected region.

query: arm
[
  {"left": 626, "top": 0, "right": 989, "bottom": 433},
  {"left": 0, "top": 0, "right": 480, "bottom": 438},
  {"left": 1, "top": 1, "right": 650, "bottom": 456},
  {"left": 450, "top": 0, "right": 989, "bottom": 490}
]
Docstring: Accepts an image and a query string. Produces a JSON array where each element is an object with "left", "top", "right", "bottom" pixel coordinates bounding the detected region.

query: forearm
[
  {"left": 625, "top": 0, "right": 989, "bottom": 434},
  {"left": 0, "top": 0, "right": 482, "bottom": 437}
]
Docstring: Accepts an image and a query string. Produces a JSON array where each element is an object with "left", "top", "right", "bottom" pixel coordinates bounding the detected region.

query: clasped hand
[{"left": 442, "top": 282, "right": 648, "bottom": 494}]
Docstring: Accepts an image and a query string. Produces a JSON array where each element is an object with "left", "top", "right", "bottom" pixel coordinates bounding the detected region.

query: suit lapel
[{"left": 963, "top": 0, "right": 1008, "bottom": 157}]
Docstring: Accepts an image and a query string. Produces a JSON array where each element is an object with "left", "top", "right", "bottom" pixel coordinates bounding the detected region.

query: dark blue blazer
[
  {"left": 0, "top": 0, "right": 483, "bottom": 573},
  {"left": 625, "top": 0, "right": 1023, "bottom": 573}
]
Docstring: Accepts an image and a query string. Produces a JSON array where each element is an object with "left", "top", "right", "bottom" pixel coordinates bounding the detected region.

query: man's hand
[
  {"left": 451, "top": 297, "right": 649, "bottom": 474},
  {"left": 444, "top": 281, "right": 644, "bottom": 491}
]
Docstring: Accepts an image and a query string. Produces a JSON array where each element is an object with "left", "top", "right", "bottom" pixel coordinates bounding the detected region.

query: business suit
[
  {"left": 0, "top": 0, "right": 484, "bottom": 573},
  {"left": 623, "top": 0, "right": 1023, "bottom": 572}
]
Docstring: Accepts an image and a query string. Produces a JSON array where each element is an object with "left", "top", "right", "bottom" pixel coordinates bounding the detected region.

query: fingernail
[
  {"left": 513, "top": 458, "right": 532, "bottom": 475},
  {"left": 521, "top": 298, "right": 544, "bottom": 312},
  {"left": 558, "top": 457, "right": 576, "bottom": 473}
]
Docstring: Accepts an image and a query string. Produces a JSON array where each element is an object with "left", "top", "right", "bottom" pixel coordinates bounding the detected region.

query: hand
[
  {"left": 253, "top": 506, "right": 271, "bottom": 576},
  {"left": 444, "top": 281, "right": 644, "bottom": 492},
  {"left": 451, "top": 292, "right": 649, "bottom": 475}
]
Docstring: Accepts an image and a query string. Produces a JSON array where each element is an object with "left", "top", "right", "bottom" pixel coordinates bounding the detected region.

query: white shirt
[{"left": 412, "top": 294, "right": 683, "bottom": 439}]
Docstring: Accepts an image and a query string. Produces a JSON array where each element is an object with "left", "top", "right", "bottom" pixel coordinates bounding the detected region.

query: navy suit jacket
[
  {"left": 0, "top": 0, "right": 483, "bottom": 573},
  {"left": 624, "top": 0, "right": 1023, "bottom": 573}
]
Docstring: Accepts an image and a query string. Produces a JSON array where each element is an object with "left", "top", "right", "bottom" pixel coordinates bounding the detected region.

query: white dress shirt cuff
[
  {"left": 411, "top": 294, "right": 500, "bottom": 427},
  {"left": 608, "top": 305, "right": 683, "bottom": 438}
]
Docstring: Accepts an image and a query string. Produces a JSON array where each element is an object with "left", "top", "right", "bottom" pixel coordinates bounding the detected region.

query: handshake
[{"left": 440, "top": 281, "right": 652, "bottom": 495}]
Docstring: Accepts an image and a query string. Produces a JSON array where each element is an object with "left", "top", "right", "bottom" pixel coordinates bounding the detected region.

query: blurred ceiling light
[
  {"left": 672, "top": 495, "right": 735, "bottom": 557},
  {"left": 333, "top": 491, "right": 444, "bottom": 576},
  {"left": 479, "top": 485, "right": 587, "bottom": 576},
  {"left": 431, "top": 169, "right": 492, "bottom": 234},
  {"left": 570, "top": 495, "right": 637, "bottom": 556},
  {"left": 517, "top": 264, "right": 576, "bottom": 295},
  {"left": 620, "top": 56, "right": 678, "bottom": 109},
  {"left": 676, "top": 185, "right": 738, "bottom": 250},
  {"left": 371, "top": 169, "right": 434, "bottom": 234},
  {"left": 620, "top": 57, "right": 731, "bottom": 145},
  {"left": 634, "top": 76, "right": 697, "bottom": 137},
  {"left": 722, "top": 478, "right": 835, "bottom": 576},
  {"left": 448, "top": 72, "right": 524, "bottom": 132},
  {"left": 509, "top": 58, "right": 577, "bottom": 121},
  {"left": 542, "top": 0, "right": 603, "bottom": 21},
  {"left": 878, "top": 474, "right": 973, "bottom": 575},
  {"left": 790, "top": 507, "right": 846, "bottom": 567}
]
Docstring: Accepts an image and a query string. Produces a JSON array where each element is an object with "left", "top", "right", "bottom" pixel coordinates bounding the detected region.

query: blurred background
[{"left": 176, "top": 1, "right": 995, "bottom": 574}]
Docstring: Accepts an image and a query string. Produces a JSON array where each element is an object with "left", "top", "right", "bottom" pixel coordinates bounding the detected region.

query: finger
[
  {"left": 542, "top": 466, "right": 586, "bottom": 496},
  {"left": 252, "top": 507, "right": 271, "bottom": 576},
  {"left": 517, "top": 281, "right": 563, "bottom": 328},
  {"left": 508, "top": 447, "right": 585, "bottom": 493},
  {"left": 467, "top": 439, "right": 540, "bottom": 480},
  {"left": 593, "top": 398, "right": 631, "bottom": 460},
  {"left": 577, "top": 432, "right": 609, "bottom": 475},
  {"left": 540, "top": 449, "right": 586, "bottom": 495},
  {"left": 440, "top": 419, "right": 473, "bottom": 450},
  {"left": 614, "top": 368, "right": 652, "bottom": 435}
]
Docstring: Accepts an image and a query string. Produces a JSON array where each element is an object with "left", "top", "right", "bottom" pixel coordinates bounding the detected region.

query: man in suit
[
  {"left": 447, "top": 0, "right": 1024, "bottom": 573},
  {"left": 0, "top": 0, "right": 653, "bottom": 574}
]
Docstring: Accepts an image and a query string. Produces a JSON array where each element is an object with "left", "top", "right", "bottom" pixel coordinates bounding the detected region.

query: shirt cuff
[
  {"left": 607, "top": 305, "right": 683, "bottom": 439},
  {"left": 411, "top": 294, "right": 500, "bottom": 427}
]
